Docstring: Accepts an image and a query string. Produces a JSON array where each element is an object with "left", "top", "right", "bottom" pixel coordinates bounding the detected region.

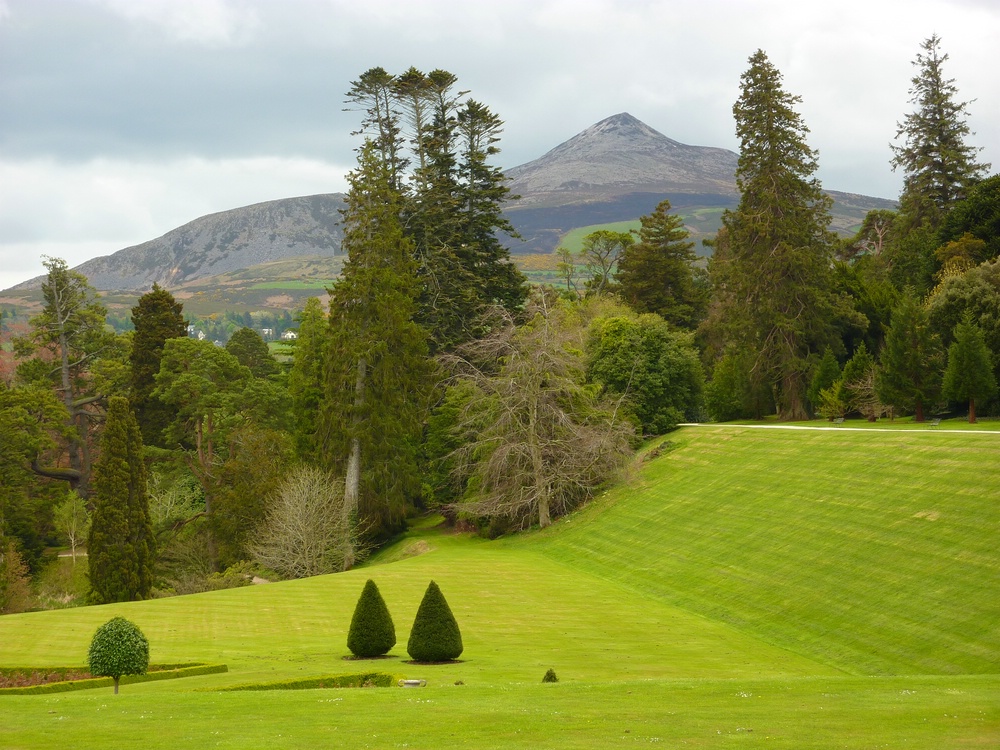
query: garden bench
[
  {"left": 833, "top": 417, "right": 845, "bottom": 425},
  {"left": 930, "top": 418, "right": 942, "bottom": 427}
]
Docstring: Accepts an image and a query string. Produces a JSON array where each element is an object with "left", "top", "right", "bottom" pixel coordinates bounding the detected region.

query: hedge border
[
  {"left": 0, "top": 663, "right": 228, "bottom": 695},
  {"left": 209, "top": 671, "right": 399, "bottom": 692}
]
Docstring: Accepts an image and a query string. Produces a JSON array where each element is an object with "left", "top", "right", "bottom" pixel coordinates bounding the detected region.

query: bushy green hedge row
[
  {"left": 210, "top": 671, "right": 397, "bottom": 692},
  {"left": 0, "top": 663, "right": 228, "bottom": 695}
]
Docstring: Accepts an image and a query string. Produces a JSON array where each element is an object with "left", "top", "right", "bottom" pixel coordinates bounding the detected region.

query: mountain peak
[{"left": 505, "top": 113, "right": 738, "bottom": 206}]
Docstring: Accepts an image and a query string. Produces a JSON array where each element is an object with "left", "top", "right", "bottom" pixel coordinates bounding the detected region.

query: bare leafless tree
[
  {"left": 249, "top": 466, "right": 358, "bottom": 578},
  {"left": 443, "top": 291, "right": 634, "bottom": 529}
]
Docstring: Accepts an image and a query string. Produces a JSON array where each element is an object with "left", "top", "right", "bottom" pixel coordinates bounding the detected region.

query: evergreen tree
[
  {"left": 347, "top": 579, "right": 396, "bottom": 658},
  {"left": 88, "top": 396, "right": 155, "bottom": 603},
  {"left": 316, "top": 140, "right": 433, "bottom": 545},
  {"left": 225, "top": 327, "right": 279, "bottom": 379},
  {"left": 712, "top": 50, "right": 847, "bottom": 420},
  {"left": 876, "top": 290, "right": 944, "bottom": 421},
  {"left": 891, "top": 35, "right": 990, "bottom": 233},
  {"left": 287, "top": 297, "right": 327, "bottom": 460},
  {"left": 407, "top": 580, "right": 463, "bottom": 662},
  {"left": 840, "top": 342, "right": 883, "bottom": 421},
  {"left": 129, "top": 284, "right": 186, "bottom": 447},
  {"left": 942, "top": 313, "right": 996, "bottom": 422},
  {"left": 616, "top": 199, "right": 703, "bottom": 327},
  {"left": 808, "top": 347, "right": 841, "bottom": 415}
]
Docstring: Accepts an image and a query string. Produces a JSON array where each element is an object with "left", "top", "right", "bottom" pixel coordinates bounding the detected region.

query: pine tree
[
  {"left": 876, "top": 291, "right": 944, "bottom": 421},
  {"left": 713, "top": 50, "right": 844, "bottom": 420},
  {"left": 616, "top": 199, "right": 702, "bottom": 327},
  {"left": 225, "top": 327, "right": 279, "bottom": 379},
  {"left": 316, "top": 141, "right": 433, "bottom": 545},
  {"left": 88, "top": 396, "right": 155, "bottom": 603},
  {"left": 407, "top": 580, "right": 463, "bottom": 662},
  {"left": 942, "top": 313, "right": 996, "bottom": 423},
  {"left": 130, "top": 284, "right": 186, "bottom": 447},
  {"left": 891, "top": 35, "right": 990, "bottom": 233},
  {"left": 347, "top": 579, "right": 396, "bottom": 658},
  {"left": 808, "top": 347, "right": 841, "bottom": 415}
]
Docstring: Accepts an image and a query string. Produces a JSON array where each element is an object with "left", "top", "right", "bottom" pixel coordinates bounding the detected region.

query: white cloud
[{"left": 93, "top": 0, "right": 261, "bottom": 46}]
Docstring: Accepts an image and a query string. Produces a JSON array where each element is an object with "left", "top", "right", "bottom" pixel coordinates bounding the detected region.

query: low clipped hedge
[
  {"left": 0, "top": 663, "right": 228, "bottom": 695},
  {"left": 211, "top": 672, "right": 398, "bottom": 692}
]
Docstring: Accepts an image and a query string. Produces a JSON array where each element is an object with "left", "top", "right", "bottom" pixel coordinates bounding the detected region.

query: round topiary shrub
[
  {"left": 406, "top": 580, "right": 463, "bottom": 662},
  {"left": 347, "top": 579, "right": 396, "bottom": 658},
  {"left": 87, "top": 616, "right": 149, "bottom": 694}
]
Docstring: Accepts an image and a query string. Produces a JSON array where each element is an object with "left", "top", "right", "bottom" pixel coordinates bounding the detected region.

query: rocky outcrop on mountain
[
  {"left": 10, "top": 194, "right": 346, "bottom": 292},
  {"left": 505, "top": 112, "right": 740, "bottom": 208}
]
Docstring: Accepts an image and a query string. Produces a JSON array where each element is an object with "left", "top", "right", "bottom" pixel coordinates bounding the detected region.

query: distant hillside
[
  {"left": 8, "top": 194, "right": 346, "bottom": 293},
  {"left": 3, "top": 112, "right": 896, "bottom": 297}
]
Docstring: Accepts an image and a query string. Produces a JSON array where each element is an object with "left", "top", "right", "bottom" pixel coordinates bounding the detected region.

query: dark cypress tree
[
  {"left": 130, "top": 284, "right": 186, "bottom": 447},
  {"left": 88, "top": 396, "right": 155, "bottom": 603},
  {"left": 407, "top": 580, "right": 463, "bottom": 662},
  {"left": 347, "top": 579, "right": 396, "bottom": 658},
  {"left": 287, "top": 297, "right": 327, "bottom": 461}
]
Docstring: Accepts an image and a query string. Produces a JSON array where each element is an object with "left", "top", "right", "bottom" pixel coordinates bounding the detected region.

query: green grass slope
[
  {"left": 0, "top": 426, "right": 998, "bottom": 748},
  {"left": 527, "top": 426, "right": 1000, "bottom": 676}
]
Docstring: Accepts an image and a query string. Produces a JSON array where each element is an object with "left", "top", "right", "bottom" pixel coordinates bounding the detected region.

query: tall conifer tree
[
  {"left": 876, "top": 290, "right": 944, "bottom": 421},
  {"left": 316, "top": 141, "right": 432, "bottom": 545},
  {"left": 88, "top": 396, "right": 155, "bottom": 603},
  {"left": 942, "top": 313, "right": 996, "bottom": 423},
  {"left": 891, "top": 35, "right": 990, "bottom": 233},
  {"left": 287, "top": 297, "right": 327, "bottom": 461},
  {"left": 713, "top": 50, "right": 844, "bottom": 420}
]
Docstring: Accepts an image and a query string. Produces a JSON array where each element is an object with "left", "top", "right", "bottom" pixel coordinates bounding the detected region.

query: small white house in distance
[
  {"left": 281, "top": 330, "right": 298, "bottom": 341},
  {"left": 261, "top": 328, "right": 275, "bottom": 339}
]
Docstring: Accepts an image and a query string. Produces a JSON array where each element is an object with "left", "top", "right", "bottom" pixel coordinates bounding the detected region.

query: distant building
[
  {"left": 261, "top": 328, "right": 275, "bottom": 339},
  {"left": 196, "top": 330, "right": 206, "bottom": 340},
  {"left": 281, "top": 330, "right": 298, "bottom": 341}
]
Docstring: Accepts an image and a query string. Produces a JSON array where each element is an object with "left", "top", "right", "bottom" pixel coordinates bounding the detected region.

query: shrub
[
  {"left": 407, "top": 580, "right": 463, "bottom": 662},
  {"left": 87, "top": 617, "right": 149, "bottom": 694},
  {"left": 347, "top": 579, "right": 396, "bottom": 658},
  {"left": 542, "top": 668, "right": 558, "bottom": 683}
]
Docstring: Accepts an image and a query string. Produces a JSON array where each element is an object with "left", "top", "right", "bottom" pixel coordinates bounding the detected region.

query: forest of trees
[{"left": 1, "top": 39, "right": 997, "bottom": 611}]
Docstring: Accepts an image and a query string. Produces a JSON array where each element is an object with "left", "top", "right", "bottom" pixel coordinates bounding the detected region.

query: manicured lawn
[
  {"left": 528, "top": 426, "right": 1000, "bottom": 675},
  {"left": 1, "top": 425, "right": 998, "bottom": 747}
]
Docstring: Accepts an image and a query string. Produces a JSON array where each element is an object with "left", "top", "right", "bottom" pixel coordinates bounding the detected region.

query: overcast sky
[{"left": 1, "top": 0, "right": 998, "bottom": 290}]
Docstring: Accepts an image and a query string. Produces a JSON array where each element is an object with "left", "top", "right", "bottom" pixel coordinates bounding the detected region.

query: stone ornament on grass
[{"left": 87, "top": 616, "right": 149, "bottom": 694}]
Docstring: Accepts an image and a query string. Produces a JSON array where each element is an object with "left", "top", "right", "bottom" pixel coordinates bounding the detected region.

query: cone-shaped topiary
[
  {"left": 347, "top": 579, "right": 396, "bottom": 657},
  {"left": 407, "top": 580, "right": 463, "bottom": 662},
  {"left": 542, "top": 668, "right": 558, "bottom": 683},
  {"left": 87, "top": 616, "right": 149, "bottom": 694}
]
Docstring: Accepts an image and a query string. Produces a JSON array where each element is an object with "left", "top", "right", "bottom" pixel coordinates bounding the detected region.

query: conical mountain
[{"left": 505, "top": 112, "right": 739, "bottom": 208}]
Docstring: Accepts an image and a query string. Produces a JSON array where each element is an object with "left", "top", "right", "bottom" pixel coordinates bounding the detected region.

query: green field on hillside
[{"left": 1, "top": 426, "right": 998, "bottom": 748}]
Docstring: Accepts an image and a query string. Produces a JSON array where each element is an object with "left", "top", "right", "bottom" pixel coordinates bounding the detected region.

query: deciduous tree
[{"left": 87, "top": 617, "right": 149, "bottom": 694}]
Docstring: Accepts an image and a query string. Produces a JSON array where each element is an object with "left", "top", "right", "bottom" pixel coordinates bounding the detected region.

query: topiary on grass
[
  {"left": 347, "top": 579, "right": 396, "bottom": 658},
  {"left": 542, "top": 668, "right": 558, "bottom": 683},
  {"left": 407, "top": 580, "right": 463, "bottom": 662},
  {"left": 87, "top": 617, "right": 149, "bottom": 694}
]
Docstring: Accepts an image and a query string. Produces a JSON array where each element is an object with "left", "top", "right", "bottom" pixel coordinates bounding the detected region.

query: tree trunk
[
  {"left": 914, "top": 400, "right": 925, "bottom": 422},
  {"left": 343, "top": 357, "right": 366, "bottom": 568},
  {"left": 969, "top": 397, "right": 977, "bottom": 424},
  {"left": 113, "top": 677, "right": 120, "bottom": 694}
]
